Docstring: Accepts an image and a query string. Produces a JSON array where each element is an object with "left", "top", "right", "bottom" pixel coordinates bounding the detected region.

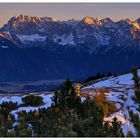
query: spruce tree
[
  {"left": 111, "top": 117, "right": 124, "bottom": 137},
  {"left": 131, "top": 67, "right": 140, "bottom": 89},
  {"left": 131, "top": 67, "right": 140, "bottom": 102}
]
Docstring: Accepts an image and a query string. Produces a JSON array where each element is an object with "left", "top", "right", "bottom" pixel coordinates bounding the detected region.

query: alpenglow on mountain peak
[
  {"left": 82, "top": 16, "right": 95, "bottom": 24},
  {"left": 4, "top": 14, "right": 140, "bottom": 28},
  {"left": 82, "top": 16, "right": 102, "bottom": 25},
  {"left": 7, "top": 14, "right": 58, "bottom": 25}
]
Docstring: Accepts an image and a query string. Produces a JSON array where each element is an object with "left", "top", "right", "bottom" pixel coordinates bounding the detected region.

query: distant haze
[{"left": 0, "top": 3, "right": 140, "bottom": 27}]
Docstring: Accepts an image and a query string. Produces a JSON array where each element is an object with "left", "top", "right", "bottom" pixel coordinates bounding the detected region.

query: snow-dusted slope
[
  {"left": 10, "top": 94, "right": 53, "bottom": 120},
  {"left": 82, "top": 70, "right": 140, "bottom": 136},
  {"left": 17, "top": 34, "right": 46, "bottom": 42},
  {"left": 0, "top": 93, "right": 53, "bottom": 120},
  {"left": 82, "top": 72, "right": 134, "bottom": 90}
]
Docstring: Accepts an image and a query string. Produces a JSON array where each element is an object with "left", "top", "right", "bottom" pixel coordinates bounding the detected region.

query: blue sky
[{"left": 0, "top": 3, "right": 140, "bottom": 27}]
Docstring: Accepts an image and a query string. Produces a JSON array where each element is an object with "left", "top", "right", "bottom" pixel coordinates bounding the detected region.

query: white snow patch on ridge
[
  {"left": 0, "top": 96, "right": 23, "bottom": 105},
  {"left": 82, "top": 73, "right": 134, "bottom": 90},
  {"left": 17, "top": 34, "right": 46, "bottom": 42},
  {"left": 54, "top": 33, "right": 75, "bottom": 46}
]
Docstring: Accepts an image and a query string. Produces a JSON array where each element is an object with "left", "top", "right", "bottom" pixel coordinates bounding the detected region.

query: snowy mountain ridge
[{"left": 1, "top": 15, "right": 140, "bottom": 53}]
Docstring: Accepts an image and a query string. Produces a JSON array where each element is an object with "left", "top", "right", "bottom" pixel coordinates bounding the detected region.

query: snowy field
[
  {"left": 10, "top": 94, "right": 53, "bottom": 120},
  {"left": 82, "top": 70, "right": 140, "bottom": 136},
  {"left": 0, "top": 93, "right": 54, "bottom": 121}
]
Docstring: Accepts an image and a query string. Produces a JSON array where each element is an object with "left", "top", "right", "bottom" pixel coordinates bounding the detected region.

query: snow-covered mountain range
[
  {"left": 0, "top": 15, "right": 140, "bottom": 81},
  {"left": 1, "top": 15, "right": 140, "bottom": 51}
]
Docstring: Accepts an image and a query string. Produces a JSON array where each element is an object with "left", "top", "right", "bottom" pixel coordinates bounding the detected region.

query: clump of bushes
[
  {"left": 0, "top": 101, "right": 18, "bottom": 117},
  {"left": 0, "top": 101, "right": 17, "bottom": 129},
  {"left": 84, "top": 72, "right": 105, "bottom": 83},
  {"left": 0, "top": 101, "right": 18, "bottom": 111},
  {"left": 92, "top": 94, "right": 117, "bottom": 117},
  {"left": 22, "top": 94, "right": 44, "bottom": 107}
]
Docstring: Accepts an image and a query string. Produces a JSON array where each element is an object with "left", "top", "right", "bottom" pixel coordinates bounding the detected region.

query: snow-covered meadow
[{"left": 0, "top": 93, "right": 53, "bottom": 120}]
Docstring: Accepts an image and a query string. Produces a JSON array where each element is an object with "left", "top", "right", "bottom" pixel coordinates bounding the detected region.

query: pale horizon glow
[{"left": 0, "top": 3, "right": 140, "bottom": 27}]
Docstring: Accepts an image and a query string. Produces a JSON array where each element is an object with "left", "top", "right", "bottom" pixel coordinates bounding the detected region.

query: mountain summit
[{"left": 82, "top": 16, "right": 97, "bottom": 25}]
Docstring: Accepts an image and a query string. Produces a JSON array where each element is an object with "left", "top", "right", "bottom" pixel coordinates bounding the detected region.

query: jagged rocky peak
[
  {"left": 10, "top": 14, "right": 42, "bottom": 24},
  {"left": 124, "top": 18, "right": 131, "bottom": 23},
  {"left": 131, "top": 22, "right": 140, "bottom": 31},
  {"left": 41, "top": 16, "right": 58, "bottom": 22},
  {"left": 64, "top": 19, "right": 79, "bottom": 25},
  {"left": 2, "top": 14, "right": 60, "bottom": 31},
  {"left": 100, "top": 17, "right": 114, "bottom": 24},
  {"left": 14, "top": 14, "right": 58, "bottom": 23},
  {"left": 4, "top": 15, "right": 55, "bottom": 26},
  {"left": 127, "top": 18, "right": 140, "bottom": 30},
  {"left": 118, "top": 18, "right": 132, "bottom": 27},
  {"left": 81, "top": 16, "right": 115, "bottom": 26},
  {"left": 82, "top": 16, "right": 96, "bottom": 25},
  {"left": 80, "top": 16, "right": 104, "bottom": 26},
  {"left": 2, "top": 15, "right": 40, "bottom": 31},
  {"left": 135, "top": 18, "right": 140, "bottom": 25},
  {"left": 116, "top": 19, "right": 131, "bottom": 28},
  {"left": 118, "top": 18, "right": 140, "bottom": 30}
]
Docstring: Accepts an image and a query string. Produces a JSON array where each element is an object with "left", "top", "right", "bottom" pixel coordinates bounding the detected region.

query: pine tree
[
  {"left": 111, "top": 117, "right": 124, "bottom": 137},
  {"left": 131, "top": 67, "right": 140, "bottom": 102},
  {"left": 52, "top": 79, "right": 81, "bottom": 111},
  {"left": 129, "top": 111, "right": 140, "bottom": 136},
  {"left": 126, "top": 130, "right": 134, "bottom": 137},
  {"left": 131, "top": 67, "right": 140, "bottom": 89},
  {"left": 51, "top": 91, "right": 59, "bottom": 107}
]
